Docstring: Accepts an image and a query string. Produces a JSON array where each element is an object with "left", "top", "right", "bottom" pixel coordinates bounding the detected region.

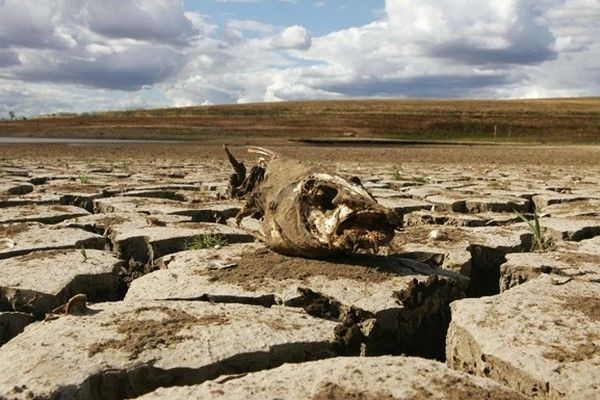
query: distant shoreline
[
  {"left": 1, "top": 98, "right": 598, "bottom": 144},
  {"left": 290, "top": 137, "right": 512, "bottom": 146},
  {"left": 0, "top": 136, "right": 184, "bottom": 145}
]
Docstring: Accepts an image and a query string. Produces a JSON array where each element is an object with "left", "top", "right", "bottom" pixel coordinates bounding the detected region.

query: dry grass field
[{"left": 2, "top": 98, "right": 599, "bottom": 143}]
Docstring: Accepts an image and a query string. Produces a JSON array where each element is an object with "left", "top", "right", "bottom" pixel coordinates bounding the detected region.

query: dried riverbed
[{"left": 0, "top": 142, "right": 599, "bottom": 399}]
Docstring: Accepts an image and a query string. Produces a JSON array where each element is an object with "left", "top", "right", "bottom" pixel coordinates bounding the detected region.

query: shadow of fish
[{"left": 225, "top": 146, "right": 401, "bottom": 258}]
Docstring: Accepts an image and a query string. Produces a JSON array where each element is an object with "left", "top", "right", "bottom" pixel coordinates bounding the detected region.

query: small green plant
[
  {"left": 391, "top": 167, "right": 404, "bottom": 180},
  {"left": 514, "top": 209, "right": 548, "bottom": 251},
  {"left": 80, "top": 245, "right": 88, "bottom": 262},
  {"left": 488, "top": 181, "right": 508, "bottom": 190},
  {"left": 78, "top": 174, "right": 89, "bottom": 184},
  {"left": 186, "top": 234, "right": 228, "bottom": 250}
]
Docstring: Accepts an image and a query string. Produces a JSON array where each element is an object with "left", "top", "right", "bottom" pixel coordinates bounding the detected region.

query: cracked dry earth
[{"left": 0, "top": 150, "right": 599, "bottom": 399}]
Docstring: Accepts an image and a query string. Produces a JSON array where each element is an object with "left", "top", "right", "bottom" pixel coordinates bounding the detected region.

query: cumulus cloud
[
  {"left": 0, "top": 0, "right": 197, "bottom": 91},
  {"left": 160, "top": 21, "right": 314, "bottom": 105},
  {"left": 320, "top": 74, "right": 513, "bottom": 98},
  {"left": 227, "top": 19, "right": 275, "bottom": 34},
  {"left": 165, "top": 0, "right": 597, "bottom": 104},
  {"left": 0, "top": 1, "right": 75, "bottom": 50},
  {"left": 0, "top": 49, "right": 20, "bottom": 67},
  {"left": 14, "top": 45, "right": 184, "bottom": 90},
  {"left": 287, "top": 0, "right": 598, "bottom": 98},
  {"left": 83, "top": 1, "right": 196, "bottom": 46},
  {"left": 0, "top": 78, "right": 169, "bottom": 117},
  {"left": 271, "top": 26, "right": 312, "bottom": 50},
  {"left": 386, "top": 0, "right": 557, "bottom": 65},
  {"left": 0, "top": 0, "right": 598, "bottom": 115}
]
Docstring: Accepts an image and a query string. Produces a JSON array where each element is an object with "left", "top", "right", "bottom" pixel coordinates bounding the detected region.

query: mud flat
[{"left": 0, "top": 143, "right": 599, "bottom": 399}]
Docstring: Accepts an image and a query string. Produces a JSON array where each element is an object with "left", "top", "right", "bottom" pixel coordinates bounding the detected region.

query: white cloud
[
  {"left": 0, "top": 0, "right": 598, "bottom": 116},
  {"left": 286, "top": 0, "right": 598, "bottom": 98},
  {"left": 0, "top": 49, "right": 20, "bottom": 67},
  {"left": 227, "top": 19, "right": 275, "bottom": 34},
  {"left": 82, "top": 0, "right": 196, "bottom": 46},
  {"left": 0, "top": 0, "right": 200, "bottom": 95},
  {"left": 271, "top": 25, "right": 312, "bottom": 50},
  {"left": 0, "top": 1, "right": 74, "bottom": 50},
  {"left": 178, "top": 0, "right": 596, "bottom": 104},
  {"left": 0, "top": 78, "right": 169, "bottom": 117}
]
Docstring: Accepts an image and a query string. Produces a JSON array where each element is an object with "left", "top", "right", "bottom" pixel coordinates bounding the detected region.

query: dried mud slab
[
  {"left": 376, "top": 197, "right": 433, "bottom": 214},
  {"left": 0, "top": 223, "right": 106, "bottom": 260},
  {"left": 94, "top": 196, "right": 192, "bottom": 214},
  {"left": 464, "top": 195, "right": 530, "bottom": 213},
  {"left": 392, "top": 225, "right": 474, "bottom": 275},
  {"left": 539, "top": 217, "right": 600, "bottom": 242},
  {"left": 393, "top": 225, "right": 533, "bottom": 259},
  {"left": 425, "top": 193, "right": 468, "bottom": 212},
  {"left": 39, "top": 180, "right": 112, "bottom": 208},
  {"left": 0, "top": 204, "right": 89, "bottom": 224},
  {"left": 0, "top": 301, "right": 338, "bottom": 400},
  {"left": 533, "top": 193, "right": 598, "bottom": 210},
  {"left": 137, "top": 356, "right": 527, "bottom": 400},
  {"left": 392, "top": 224, "right": 533, "bottom": 296},
  {"left": 500, "top": 251, "right": 600, "bottom": 292},
  {"left": 447, "top": 275, "right": 600, "bottom": 399},
  {"left": 405, "top": 210, "right": 522, "bottom": 227},
  {"left": 0, "top": 194, "right": 61, "bottom": 208},
  {"left": 121, "top": 185, "right": 199, "bottom": 201},
  {"left": 62, "top": 214, "right": 252, "bottom": 286},
  {"left": 542, "top": 199, "right": 600, "bottom": 218},
  {"left": 111, "top": 222, "right": 254, "bottom": 267},
  {"left": 403, "top": 185, "right": 443, "bottom": 200},
  {"left": 369, "top": 187, "right": 405, "bottom": 198},
  {"left": 0, "top": 249, "right": 122, "bottom": 316},
  {"left": 394, "top": 243, "right": 472, "bottom": 276},
  {"left": 1, "top": 167, "right": 30, "bottom": 178},
  {"left": 0, "top": 182, "right": 33, "bottom": 196},
  {"left": 93, "top": 196, "right": 240, "bottom": 223},
  {"left": 0, "top": 311, "right": 34, "bottom": 346},
  {"left": 58, "top": 212, "right": 188, "bottom": 236},
  {"left": 126, "top": 243, "right": 467, "bottom": 358},
  {"left": 558, "top": 236, "right": 600, "bottom": 255},
  {"left": 39, "top": 173, "right": 125, "bottom": 187}
]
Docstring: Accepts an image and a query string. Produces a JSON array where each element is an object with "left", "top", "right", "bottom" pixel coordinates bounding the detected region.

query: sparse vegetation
[
  {"left": 121, "top": 160, "right": 131, "bottom": 171},
  {"left": 79, "top": 245, "right": 88, "bottom": 262},
  {"left": 391, "top": 167, "right": 404, "bottom": 180},
  {"left": 413, "top": 176, "right": 427, "bottom": 184},
  {"left": 1, "top": 98, "right": 599, "bottom": 143},
  {"left": 78, "top": 174, "right": 90, "bottom": 184},
  {"left": 186, "top": 234, "right": 228, "bottom": 250},
  {"left": 488, "top": 181, "right": 509, "bottom": 190},
  {"left": 514, "top": 209, "right": 550, "bottom": 251}
]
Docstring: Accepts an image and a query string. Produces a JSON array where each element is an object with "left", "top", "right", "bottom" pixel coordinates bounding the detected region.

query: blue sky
[
  {"left": 0, "top": 0, "right": 598, "bottom": 116},
  {"left": 184, "top": 1, "right": 385, "bottom": 36}
]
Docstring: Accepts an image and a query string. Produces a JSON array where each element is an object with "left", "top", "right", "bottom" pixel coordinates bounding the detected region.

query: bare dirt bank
[{"left": 1, "top": 140, "right": 600, "bottom": 166}]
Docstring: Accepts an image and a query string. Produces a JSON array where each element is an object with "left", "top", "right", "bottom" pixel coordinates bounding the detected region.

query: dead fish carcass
[{"left": 225, "top": 146, "right": 401, "bottom": 258}]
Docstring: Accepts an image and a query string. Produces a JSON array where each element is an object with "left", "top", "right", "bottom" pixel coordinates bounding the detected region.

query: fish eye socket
[{"left": 312, "top": 185, "right": 338, "bottom": 211}]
